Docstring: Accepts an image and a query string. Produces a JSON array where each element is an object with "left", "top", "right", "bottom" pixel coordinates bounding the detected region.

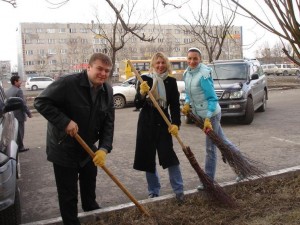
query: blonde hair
[{"left": 149, "top": 52, "right": 172, "bottom": 74}]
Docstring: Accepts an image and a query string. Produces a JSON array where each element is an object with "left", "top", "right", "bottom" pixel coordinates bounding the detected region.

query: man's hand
[
  {"left": 139, "top": 81, "right": 150, "bottom": 95},
  {"left": 203, "top": 118, "right": 213, "bottom": 133},
  {"left": 181, "top": 104, "right": 190, "bottom": 115},
  {"left": 65, "top": 120, "right": 79, "bottom": 137},
  {"left": 93, "top": 150, "right": 107, "bottom": 167},
  {"left": 168, "top": 124, "right": 179, "bottom": 136}
]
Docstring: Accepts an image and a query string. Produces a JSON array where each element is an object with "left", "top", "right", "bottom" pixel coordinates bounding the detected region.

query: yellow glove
[
  {"left": 93, "top": 150, "right": 107, "bottom": 167},
  {"left": 203, "top": 118, "right": 213, "bottom": 133},
  {"left": 168, "top": 124, "right": 179, "bottom": 136},
  {"left": 181, "top": 103, "right": 190, "bottom": 115},
  {"left": 140, "top": 81, "right": 150, "bottom": 95}
]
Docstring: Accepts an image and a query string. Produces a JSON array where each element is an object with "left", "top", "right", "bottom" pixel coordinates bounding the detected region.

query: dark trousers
[
  {"left": 53, "top": 160, "right": 99, "bottom": 225},
  {"left": 17, "top": 120, "right": 25, "bottom": 150}
]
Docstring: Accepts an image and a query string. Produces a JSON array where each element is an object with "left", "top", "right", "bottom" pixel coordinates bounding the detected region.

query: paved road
[{"left": 18, "top": 88, "right": 300, "bottom": 224}]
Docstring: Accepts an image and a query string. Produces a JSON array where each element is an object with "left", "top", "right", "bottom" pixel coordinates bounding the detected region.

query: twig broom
[
  {"left": 128, "top": 60, "right": 236, "bottom": 207},
  {"left": 187, "top": 112, "right": 267, "bottom": 178}
]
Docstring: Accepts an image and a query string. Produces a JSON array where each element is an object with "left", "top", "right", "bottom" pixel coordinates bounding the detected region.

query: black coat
[
  {"left": 34, "top": 71, "right": 115, "bottom": 168},
  {"left": 133, "top": 75, "right": 181, "bottom": 173}
]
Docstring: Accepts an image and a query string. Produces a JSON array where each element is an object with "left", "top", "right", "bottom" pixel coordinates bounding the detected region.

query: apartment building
[{"left": 17, "top": 22, "right": 242, "bottom": 78}]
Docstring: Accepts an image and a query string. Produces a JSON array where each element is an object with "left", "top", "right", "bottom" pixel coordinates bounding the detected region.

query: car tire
[
  {"left": 0, "top": 186, "right": 21, "bottom": 225},
  {"left": 257, "top": 91, "right": 267, "bottom": 112},
  {"left": 283, "top": 70, "right": 288, "bottom": 76},
  {"left": 296, "top": 70, "right": 300, "bottom": 76},
  {"left": 31, "top": 85, "right": 38, "bottom": 91},
  {"left": 113, "top": 95, "right": 126, "bottom": 109},
  {"left": 239, "top": 97, "right": 254, "bottom": 125}
]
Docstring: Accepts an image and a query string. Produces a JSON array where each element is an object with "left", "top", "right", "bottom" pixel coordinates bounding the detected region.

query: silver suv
[
  {"left": 208, "top": 59, "right": 268, "bottom": 124},
  {"left": 25, "top": 76, "right": 54, "bottom": 91}
]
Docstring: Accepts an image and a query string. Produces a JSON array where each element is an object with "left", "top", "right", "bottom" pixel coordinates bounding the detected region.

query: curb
[{"left": 21, "top": 165, "right": 300, "bottom": 225}]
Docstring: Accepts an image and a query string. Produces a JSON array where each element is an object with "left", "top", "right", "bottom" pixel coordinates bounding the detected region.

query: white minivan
[{"left": 25, "top": 77, "right": 54, "bottom": 91}]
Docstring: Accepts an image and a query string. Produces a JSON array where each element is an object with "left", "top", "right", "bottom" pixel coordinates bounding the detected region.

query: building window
[
  {"left": 47, "top": 29, "right": 56, "bottom": 33},
  {"left": 158, "top": 38, "right": 164, "bottom": 43},
  {"left": 24, "top": 29, "right": 33, "bottom": 33},
  {"left": 48, "top": 39, "right": 55, "bottom": 44},
  {"left": 37, "top": 60, "right": 45, "bottom": 65},
  {"left": 60, "top": 49, "right": 67, "bottom": 54},
  {"left": 37, "top": 49, "right": 45, "bottom": 55},
  {"left": 37, "top": 39, "right": 45, "bottom": 44},
  {"left": 81, "top": 39, "right": 88, "bottom": 44},
  {"left": 25, "top": 61, "right": 34, "bottom": 66},
  {"left": 24, "top": 39, "right": 32, "bottom": 44},
  {"left": 69, "top": 28, "right": 76, "bottom": 33},
  {"left": 49, "top": 60, "right": 57, "bottom": 65},
  {"left": 48, "top": 49, "right": 56, "bottom": 55},
  {"left": 59, "top": 39, "right": 66, "bottom": 43},
  {"left": 36, "top": 28, "right": 44, "bottom": 33},
  {"left": 59, "top": 28, "right": 66, "bottom": 33},
  {"left": 25, "top": 50, "right": 33, "bottom": 55}
]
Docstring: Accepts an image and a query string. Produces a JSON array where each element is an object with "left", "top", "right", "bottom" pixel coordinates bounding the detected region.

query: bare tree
[
  {"left": 179, "top": 0, "right": 238, "bottom": 62},
  {"left": 1, "top": 0, "right": 16, "bottom": 7},
  {"left": 230, "top": 0, "right": 300, "bottom": 66}
]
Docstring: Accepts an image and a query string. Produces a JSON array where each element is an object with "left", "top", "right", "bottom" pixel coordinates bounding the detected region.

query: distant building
[
  {"left": 0, "top": 60, "right": 11, "bottom": 79},
  {"left": 17, "top": 22, "right": 243, "bottom": 78}
]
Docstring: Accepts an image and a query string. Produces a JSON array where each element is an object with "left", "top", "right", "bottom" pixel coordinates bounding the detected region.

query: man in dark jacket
[
  {"left": 34, "top": 53, "right": 115, "bottom": 225},
  {"left": 5, "top": 75, "right": 32, "bottom": 152}
]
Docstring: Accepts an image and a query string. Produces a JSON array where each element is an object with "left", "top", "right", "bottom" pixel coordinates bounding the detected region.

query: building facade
[{"left": 17, "top": 22, "right": 242, "bottom": 79}]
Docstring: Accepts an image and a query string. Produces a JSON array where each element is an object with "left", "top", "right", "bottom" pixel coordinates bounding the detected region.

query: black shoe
[
  {"left": 148, "top": 193, "right": 159, "bottom": 198},
  {"left": 83, "top": 203, "right": 101, "bottom": 212},
  {"left": 19, "top": 148, "right": 29, "bottom": 152},
  {"left": 175, "top": 193, "right": 185, "bottom": 204},
  {"left": 133, "top": 109, "right": 140, "bottom": 112}
]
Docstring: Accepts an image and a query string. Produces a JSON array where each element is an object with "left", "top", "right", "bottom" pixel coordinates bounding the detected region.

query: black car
[
  {"left": 208, "top": 59, "right": 268, "bottom": 124},
  {"left": 0, "top": 86, "right": 24, "bottom": 224}
]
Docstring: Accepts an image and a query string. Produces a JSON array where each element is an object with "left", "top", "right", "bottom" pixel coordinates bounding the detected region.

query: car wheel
[
  {"left": 257, "top": 91, "right": 267, "bottom": 112},
  {"left": 296, "top": 70, "right": 300, "bottom": 76},
  {"left": 283, "top": 70, "right": 288, "bottom": 76},
  {"left": 113, "top": 95, "right": 126, "bottom": 109},
  {"left": 238, "top": 97, "right": 254, "bottom": 125},
  {"left": 31, "top": 85, "right": 38, "bottom": 91},
  {"left": 0, "top": 186, "right": 21, "bottom": 225}
]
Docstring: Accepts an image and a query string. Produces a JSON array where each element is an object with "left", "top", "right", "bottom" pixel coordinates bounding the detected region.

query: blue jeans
[
  {"left": 146, "top": 165, "right": 184, "bottom": 196},
  {"left": 205, "top": 112, "right": 240, "bottom": 180}
]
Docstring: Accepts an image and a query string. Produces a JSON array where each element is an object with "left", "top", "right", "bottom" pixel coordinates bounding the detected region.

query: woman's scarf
[{"left": 149, "top": 72, "right": 168, "bottom": 109}]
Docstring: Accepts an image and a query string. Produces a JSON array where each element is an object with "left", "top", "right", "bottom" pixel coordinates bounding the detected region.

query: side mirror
[
  {"left": 3, "top": 97, "right": 24, "bottom": 113},
  {"left": 251, "top": 73, "right": 259, "bottom": 80}
]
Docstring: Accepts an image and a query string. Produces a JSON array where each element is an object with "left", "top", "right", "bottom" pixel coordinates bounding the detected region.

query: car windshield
[
  {"left": 209, "top": 63, "right": 248, "bottom": 80},
  {"left": 121, "top": 78, "right": 136, "bottom": 87}
]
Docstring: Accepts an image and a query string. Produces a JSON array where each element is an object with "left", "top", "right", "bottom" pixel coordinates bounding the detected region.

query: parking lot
[{"left": 16, "top": 87, "right": 300, "bottom": 224}]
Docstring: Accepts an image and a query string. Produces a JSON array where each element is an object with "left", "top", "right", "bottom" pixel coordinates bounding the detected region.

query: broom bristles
[
  {"left": 184, "top": 146, "right": 236, "bottom": 207},
  {"left": 187, "top": 112, "right": 267, "bottom": 178}
]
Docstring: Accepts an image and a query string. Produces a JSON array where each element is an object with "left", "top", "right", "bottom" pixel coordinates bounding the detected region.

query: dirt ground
[{"left": 83, "top": 170, "right": 300, "bottom": 225}]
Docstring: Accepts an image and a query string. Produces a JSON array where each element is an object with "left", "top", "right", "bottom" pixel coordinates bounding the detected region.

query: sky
[{"left": 0, "top": 0, "right": 280, "bottom": 67}]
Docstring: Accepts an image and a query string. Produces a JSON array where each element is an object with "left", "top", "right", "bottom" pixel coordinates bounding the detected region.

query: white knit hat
[{"left": 188, "top": 47, "right": 201, "bottom": 55}]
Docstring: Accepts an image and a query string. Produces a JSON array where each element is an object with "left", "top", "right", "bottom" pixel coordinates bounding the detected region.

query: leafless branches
[
  {"left": 230, "top": 0, "right": 300, "bottom": 65},
  {"left": 2, "top": 0, "right": 17, "bottom": 7}
]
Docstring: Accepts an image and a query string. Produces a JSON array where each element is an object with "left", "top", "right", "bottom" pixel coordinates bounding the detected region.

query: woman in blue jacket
[{"left": 182, "top": 47, "right": 242, "bottom": 190}]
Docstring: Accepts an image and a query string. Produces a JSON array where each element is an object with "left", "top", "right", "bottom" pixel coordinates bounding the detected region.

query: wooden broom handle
[{"left": 74, "top": 133, "right": 150, "bottom": 217}]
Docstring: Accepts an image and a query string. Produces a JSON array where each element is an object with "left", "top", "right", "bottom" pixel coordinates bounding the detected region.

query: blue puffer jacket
[{"left": 183, "top": 63, "right": 221, "bottom": 118}]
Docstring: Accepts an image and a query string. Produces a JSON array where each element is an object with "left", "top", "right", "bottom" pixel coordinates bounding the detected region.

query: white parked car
[
  {"left": 275, "top": 64, "right": 300, "bottom": 76},
  {"left": 112, "top": 76, "right": 186, "bottom": 109},
  {"left": 25, "top": 77, "right": 54, "bottom": 91}
]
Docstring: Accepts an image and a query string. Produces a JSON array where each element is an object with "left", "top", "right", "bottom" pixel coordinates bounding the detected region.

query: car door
[{"left": 250, "top": 64, "right": 265, "bottom": 108}]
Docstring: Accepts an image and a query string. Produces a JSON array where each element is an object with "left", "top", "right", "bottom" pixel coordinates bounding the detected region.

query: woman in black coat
[{"left": 133, "top": 52, "right": 184, "bottom": 202}]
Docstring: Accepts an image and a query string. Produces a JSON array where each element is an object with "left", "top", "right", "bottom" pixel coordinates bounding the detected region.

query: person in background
[
  {"left": 5, "top": 75, "right": 32, "bottom": 152},
  {"left": 133, "top": 52, "right": 184, "bottom": 203},
  {"left": 34, "top": 53, "right": 115, "bottom": 225},
  {"left": 181, "top": 47, "right": 243, "bottom": 190}
]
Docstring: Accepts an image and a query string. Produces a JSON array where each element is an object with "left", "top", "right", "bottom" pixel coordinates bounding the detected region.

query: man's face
[
  {"left": 87, "top": 59, "right": 112, "bottom": 86},
  {"left": 15, "top": 79, "right": 22, "bottom": 88}
]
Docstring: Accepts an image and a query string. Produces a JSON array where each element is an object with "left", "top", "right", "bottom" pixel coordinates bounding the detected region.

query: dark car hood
[{"left": 214, "top": 80, "right": 244, "bottom": 90}]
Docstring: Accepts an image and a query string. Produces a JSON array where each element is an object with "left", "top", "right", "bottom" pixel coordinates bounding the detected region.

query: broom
[
  {"left": 186, "top": 111, "right": 266, "bottom": 178},
  {"left": 128, "top": 60, "right": 236, "bottom": 207}
]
